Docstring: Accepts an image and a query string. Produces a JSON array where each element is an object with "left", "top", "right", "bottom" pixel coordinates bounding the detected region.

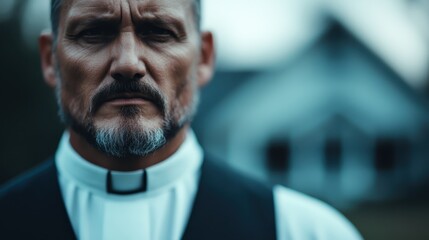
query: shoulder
[
  {"left": 0, "top": 159, "right": 56, "bottom": 219},
  {"left": 200, "top": 157, "right": 274, "bottom": 205},
  {"left": 273, "top": 185, "right": 362, "bottom": 240},
  {"left": 0, "top": 159, "right": 76, "bottom": 239},
  {"left": 0, "top": 160, "right": 55, "bottom": 199},
  {"left": 202, "top": 157, "right": 273, "bottom": 197},
  {"left": 0, "top": 160, "right": 57, "bottom": 230},
  {"left": 186, "top": 156, "right": 277, "bottom": 239}
]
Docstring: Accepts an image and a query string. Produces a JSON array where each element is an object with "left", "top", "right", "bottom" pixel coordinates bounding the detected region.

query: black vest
[{"left": 0, "top": 157, "right": 276, "bottom": 240}]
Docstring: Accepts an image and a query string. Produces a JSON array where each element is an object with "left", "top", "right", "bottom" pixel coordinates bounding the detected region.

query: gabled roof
[
  {"left": 203, "top": 0, "right": 429, "bottom": 88},
  {"left": 203, "top": 20, "right": 429, "bottom": 143},
  {"left": 326, "top": 0, "right": 429, "bottom": 88}
]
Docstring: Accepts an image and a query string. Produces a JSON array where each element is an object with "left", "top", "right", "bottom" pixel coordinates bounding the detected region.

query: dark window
[
  {"left": 374, "top": 138, "right": 396, "bottom": 171},
  {"left": 324, "top": 138, "right": 342, "bottom": 171},
  {"left": 266, "top": 140, "right": 290, "bottom": 172}
]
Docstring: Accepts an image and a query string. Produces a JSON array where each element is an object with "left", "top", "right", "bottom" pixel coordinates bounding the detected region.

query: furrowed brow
[
  {"left": 136, "top": 14, "right": 186, "bottom": 34},
  {"left": 65, "top": 15, "right": 120, "bottom": 33}
]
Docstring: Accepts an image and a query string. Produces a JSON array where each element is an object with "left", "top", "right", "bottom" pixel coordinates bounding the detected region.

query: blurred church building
[{"left": 195, "top": 1, "right": 429, "bottom": 208}]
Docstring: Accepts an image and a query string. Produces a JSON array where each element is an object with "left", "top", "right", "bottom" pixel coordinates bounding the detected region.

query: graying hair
[{"left": 50, "top": 0, "right": 201, "bottom": 37}]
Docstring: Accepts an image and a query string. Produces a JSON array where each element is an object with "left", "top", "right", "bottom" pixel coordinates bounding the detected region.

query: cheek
[
  {"left": 147, "top": 46, "right": 198, "bottom": 108},
  {"left": 58, "top": 44, "right": 110, "bottom": 115},
  {"left": 171, "top": 51, "right": 199, "bottom": 111}
]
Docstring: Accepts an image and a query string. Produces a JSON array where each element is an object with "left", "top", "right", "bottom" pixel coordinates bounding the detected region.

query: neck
[{"left": 68, "top": 126, "right": 189, "bottom": 171}]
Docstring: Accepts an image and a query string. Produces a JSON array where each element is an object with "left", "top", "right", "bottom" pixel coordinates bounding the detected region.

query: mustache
[{"left": 90, "top": 81, "right": 166, "bottom": 115}]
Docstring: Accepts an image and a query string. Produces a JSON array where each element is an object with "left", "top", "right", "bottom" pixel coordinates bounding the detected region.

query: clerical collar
[{"left": 55, "top": 131, "right": 203, "bottom": 196}]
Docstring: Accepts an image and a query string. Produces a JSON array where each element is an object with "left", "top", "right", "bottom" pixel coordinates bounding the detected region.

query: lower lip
[{"left": 106, "top": 98, "right": 149, "bottom": 106}]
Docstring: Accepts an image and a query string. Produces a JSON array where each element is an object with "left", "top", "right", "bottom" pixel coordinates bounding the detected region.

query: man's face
[{"left": 41, "top": 0, "right": 213, "bottom": 158}]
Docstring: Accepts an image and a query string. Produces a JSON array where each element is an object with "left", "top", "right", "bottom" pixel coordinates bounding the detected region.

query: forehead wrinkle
[
  {"left": 61, "top": 0, "right": 123, "bottom": 34},
  {"left": 66, "top": 13, "right": 119, "bottom": 24},
  {"left": 64, "top": 0, "right": 119, "bottom": 20},
  {"left": 131, "top": 4, "right": 192, "bottom": 36},
  {"left": 133, "top": 0, "right": 188, "bottom": 21}
]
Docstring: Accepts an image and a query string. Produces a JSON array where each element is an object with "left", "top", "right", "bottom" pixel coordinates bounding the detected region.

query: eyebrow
[
  {"left": 65, "top": 15, "right": 120, "bottom": 33},
  {"left": 63, "top": 8, "right": 188, "bottom": 36},
  {"left": 135, "top": 14, "right": 186, "bottom": 34}
]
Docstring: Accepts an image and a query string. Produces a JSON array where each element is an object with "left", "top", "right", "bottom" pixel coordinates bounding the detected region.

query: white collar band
[{"left": 55, "top": 131, "right": 203, "bottom": 196}]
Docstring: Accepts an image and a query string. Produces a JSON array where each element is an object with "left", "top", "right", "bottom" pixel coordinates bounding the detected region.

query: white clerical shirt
[{"left": 55, "top": 131, "right": 362, "bottom": 240}]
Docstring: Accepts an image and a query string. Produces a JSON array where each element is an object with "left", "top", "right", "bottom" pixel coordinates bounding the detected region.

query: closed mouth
[{"left": 104, "top": 92, "right": 153, "bottom": 102}]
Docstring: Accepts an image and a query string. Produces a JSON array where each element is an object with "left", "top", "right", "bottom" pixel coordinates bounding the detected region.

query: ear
[
  {"left": 197, "top": 31, "right": 215, "bottom": 87},
  {"left": 39, "top": 31, "right": 57, "bottom": 89}
]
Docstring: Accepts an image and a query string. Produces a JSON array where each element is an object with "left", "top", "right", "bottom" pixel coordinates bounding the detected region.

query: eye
[
  {"left": 78, "top": 27, "right": 116, "bottom": 44},
  {"left": 138, "top": 26, "right": 177, "bottom": 43}
]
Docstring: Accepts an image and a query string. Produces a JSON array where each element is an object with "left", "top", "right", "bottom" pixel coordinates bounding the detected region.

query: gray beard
[
  {"left": 93, "top": 123, "right": 167, "bottom": 158},
  {"left": 59, "top": 107, "right": 175, "bottom": 158},
  {"left": 54, "top": 70, "right": 198, "bottom": 159},
  {"left": 56, "top": 90, "right": 179, "bottom": 158}
]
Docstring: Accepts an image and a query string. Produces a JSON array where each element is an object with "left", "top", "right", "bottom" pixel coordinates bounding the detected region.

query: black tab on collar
[{"left": 106, "top": 170, "right": 147, "bottom": 195}]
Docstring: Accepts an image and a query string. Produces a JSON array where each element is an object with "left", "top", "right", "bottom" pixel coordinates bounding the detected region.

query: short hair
[{"left": 50, "top": 0, "right": 201, "bottom": 37}]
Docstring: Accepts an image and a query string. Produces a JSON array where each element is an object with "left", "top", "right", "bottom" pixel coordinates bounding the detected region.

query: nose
[{"left": 110, "top": 33, "right": 146, "bottom": 82}]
